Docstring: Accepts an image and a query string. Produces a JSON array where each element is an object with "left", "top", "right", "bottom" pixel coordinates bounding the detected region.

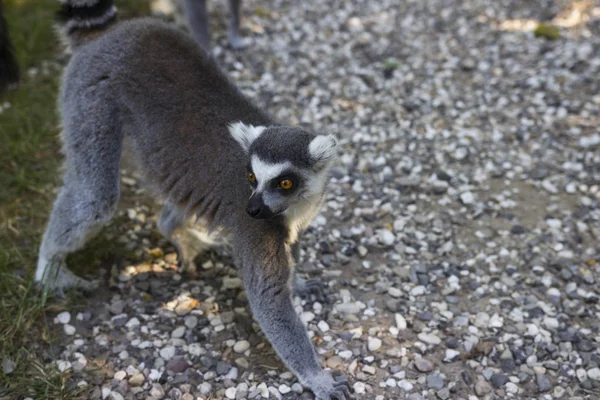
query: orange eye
[
  {"left": 280, "top": 179, "right": 293, "bottom": 190},
  {"left": 248, "top": 172, "right": 256, "bottom": 182}
]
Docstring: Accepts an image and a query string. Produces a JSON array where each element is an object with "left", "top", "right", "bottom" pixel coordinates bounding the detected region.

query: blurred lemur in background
[
  {"left": 0, "top": 0, "right": 246, "bottom": 96},
  {"left": 0, "top": 0, "right": 19, "bottom": 94},
  {"left": 182, "top": 0, "right": 247, "bottom": 50},
  {"left": 37, "top": 0, "right": 353, "bottom": 399}
]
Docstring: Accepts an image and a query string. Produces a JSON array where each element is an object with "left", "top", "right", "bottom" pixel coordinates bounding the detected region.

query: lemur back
[
  {"left": 38, "top": 1, "right": 352, "bottom": 399},
  {"left": 64, "top": 18, "right": 268, "bottom": 229}
]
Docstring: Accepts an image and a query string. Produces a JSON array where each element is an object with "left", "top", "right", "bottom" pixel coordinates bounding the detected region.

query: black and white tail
[{"left": 56, "top": 0, "right": 117, "bottom": 49}]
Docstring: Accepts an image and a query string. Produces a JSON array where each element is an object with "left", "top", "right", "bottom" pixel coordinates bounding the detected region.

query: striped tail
[{"left": 55, "top": 0, "right": 117, "bottom": 49}]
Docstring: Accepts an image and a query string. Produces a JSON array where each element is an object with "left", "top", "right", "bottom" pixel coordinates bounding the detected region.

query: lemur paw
[
  {"left": 181, "top": 260, "right": 198, "bottom": 277},
  {"left": 228, "top": 36, "right": 250, "bottom": 50},
  {"left": 35, "top": 272, "right": 99, "bottom": 298},
  {"left": 294, "top": 277, "right": 328, "bottom": 303},
  {"left": 307, "top": 371, "right": 355, "bottom": 400}
]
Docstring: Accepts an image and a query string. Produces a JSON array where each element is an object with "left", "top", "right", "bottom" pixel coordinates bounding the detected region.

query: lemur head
[{"left": 229, "top": 122, "right": 338, "bottom": 221}]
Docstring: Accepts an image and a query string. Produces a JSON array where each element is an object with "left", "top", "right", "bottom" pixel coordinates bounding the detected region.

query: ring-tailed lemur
[
  {"left": 38, "top": 1, "right": 353, "bottom": 398},
  {"left": 0, "top": 0, "right": 19, "bottom": 94}
]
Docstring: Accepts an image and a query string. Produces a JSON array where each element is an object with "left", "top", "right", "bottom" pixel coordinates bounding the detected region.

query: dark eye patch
[
  {"left": 270, "top": 172, "right": 302, "bottom": 195},
  {"left": 247, "top": 165, "right": 258, "bottom": 187}
]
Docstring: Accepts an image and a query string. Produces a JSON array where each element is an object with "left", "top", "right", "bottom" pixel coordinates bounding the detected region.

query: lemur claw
[
  {"left": 308, "top": 371, "right": 354, "bottom": 400},
  {"left": 294, "top": 277, "right": 328, "bottom": 303}
]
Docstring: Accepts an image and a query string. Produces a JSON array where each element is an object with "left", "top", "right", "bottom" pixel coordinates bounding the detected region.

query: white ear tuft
[
  {"left": 228, "top": 122, "right": 266, "bottom": 152},
  {"left": 309, "top": 134, "right": 338, "bottom": 168}
]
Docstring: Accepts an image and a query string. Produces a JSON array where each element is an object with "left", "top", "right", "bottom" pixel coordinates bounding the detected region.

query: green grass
[{"left": 0, "top": 1, "right": 150, "bottom": 398}]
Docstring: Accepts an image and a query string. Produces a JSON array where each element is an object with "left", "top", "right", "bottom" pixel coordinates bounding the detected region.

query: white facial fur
[
  {"left": 242, "top": 131, "right": 338, "bottom": 242},
  {"left": 308, "top": 135, "right": 338, "bottom": 168},
  {"left": 229, "top": 122, "right": 266, "bottom": 152},
  {"left": 250, "top": 155, "right": 292, "bottom": 192},
  {"left": 283, "top": 167, "right": 330, "bottom": 242}
]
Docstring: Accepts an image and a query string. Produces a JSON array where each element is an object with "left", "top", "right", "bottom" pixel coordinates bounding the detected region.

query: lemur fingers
[
  {"left": 293, "top": 275, "right": 329, "bottom": 303},
  {"left": 306, "top": 370, "right": 355, "bottom": 400}
]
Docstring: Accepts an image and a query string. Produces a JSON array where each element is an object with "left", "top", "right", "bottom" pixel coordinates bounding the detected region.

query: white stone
[
  {"left": 225, "top": 387, "right": 237, "bottom": 399},
  {"left": 159, "top": 346, "right": 176, "bottom": 361},
  {"left": 506, "top": 382, "right": 519, "bottom": 394},
  {"left": 109, "top": 392, "right": 124, "bottom": 400},
  {"left": 489, "top": 313, "right": 504, "bottom": 328},
  {"left": 198, "top": 383, "right": 212, "bottom": 395},
  {"left": 291, "top": 383, "right": 304, "bottom": 393},
  {"left": 234, "top": 340, "right": 250, "bottom": 353},
  {"left": 388, "top": 287, "right": 402, "bottom": 298},
  {"left": 171, "top": 326, "right": 186, "bottom": 338},
  {"left": 317, "top": 321, "right": 330, "bottom": 333},
  {"left": 588, "top": 367, "right": 600, "bottom": 380},
  {"left": 444, "top": 349, "right": 460, "bottom": 362},
  {"left": 353, "top": 382, "right": 366, "bottom": 394},
  {"left": 278, "top": 384, "right": 291, "bottom": 394},
  {"left": 149, "top": 369, "right": 162, "bottom": 381},
  {"left": 300, "top": 311, "right": 315, "bottom": 324},
  {"left": 56, "top": 311, "right": 71, "bottom": 325},
  {"left": 188, "top": 343, "right": 204, "bottom": 356},
  {"left": 368, "top": 337, "right": 382, "bottom": 352},
  {"left": 410, "top": 286, "right": 426, "bottom": 296},
  {"left": 64, "top": 324, "right": 76, "bottom": 336},
  {"left": 362, "top": 365, "right": 377, "bottom": 375},
  {"left": 57, "top": 360, "right": 71, "bottom": 372},
  {"left": 224, "top": 367, "right": 238, "bottom": 380},
  {"left": 474, "top": 312, "right": 490, "bottom": 328},
  {"left": 525, "top": 324, "right": 539, "bottom": 337},
  {"left": 398, "top": 380, "right": 413, "bottom": 391},
  {"left": 335, "top": 303, "right": 362, "bottom": 314},
  {"left": 125, "top": 317, "right": 140, "bottom": 329},
  {"left": 460, "top": 191, "right": 475, "bottom": 204},
  {"left": 543, "top": 317, "right": 559, "bottom": 330},
  {"left": 222, "top": 277, "right": 243, "bottom": 290},
  {"left": 395, "top": 314, "right": 407, "bottom": 330},
  {"left": 184, "top": 316, "right": 198, "bottom": 329},
  {"left": 378, "top": 230, "right": 396, "bottom": 246},
  {"left": 113, "top": 371, "right": 127, "bottom": 381},
  {"left": 418, "top": 332, "right": 441, "bottom": 345}
]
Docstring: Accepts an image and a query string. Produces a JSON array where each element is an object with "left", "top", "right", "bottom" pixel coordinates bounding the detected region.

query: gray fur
[
  {"left": 250, "top": 127, "right": 315, "bottom": 169},
  {"left": 183, "top": 0, "right": 247, "bottom": 50},
  {"left": 37, "top": 4, "right": 350, "bottom": 399}
]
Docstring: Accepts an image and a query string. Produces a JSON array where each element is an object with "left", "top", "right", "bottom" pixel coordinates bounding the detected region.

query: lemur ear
[
  {"left": 228, "top": 122, "right": 266, "bottom": 152},
  {"left": 309, "top": 134, "right": 338, "bottom": 169}
]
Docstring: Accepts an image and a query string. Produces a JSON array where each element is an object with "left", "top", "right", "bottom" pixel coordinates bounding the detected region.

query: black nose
[{"left": 246, "top": 205, "right": 261, "bottom": 217}]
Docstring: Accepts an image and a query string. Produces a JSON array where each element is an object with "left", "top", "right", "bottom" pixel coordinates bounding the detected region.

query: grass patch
[
  {"left": 0, "top": 1, "right": 151, "bottom": 398},
  {"left": 534, "top": 22, "right": 561, "bottom": 40}
]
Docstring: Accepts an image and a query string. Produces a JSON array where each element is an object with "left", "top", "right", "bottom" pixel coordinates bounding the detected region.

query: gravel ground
[{"left": 47, "top": 0, "right": 600, "bottom": 399}]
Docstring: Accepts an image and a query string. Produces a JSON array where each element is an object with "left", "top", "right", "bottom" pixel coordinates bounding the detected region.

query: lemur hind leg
[
  {"left": 183, "top": 0, "right": 211, "bottom": 51},
  {"left": 36, "top": 100, "right": 122, "bottom": 294},
  {"left": 158, "top": 202, "right": 221, "bottom": 275},
  {"left": 291, "top": 239, "right": 328, "bottom": 303},
  {"left": 227, "top": 0, "right": 248, "bottom": 49}
]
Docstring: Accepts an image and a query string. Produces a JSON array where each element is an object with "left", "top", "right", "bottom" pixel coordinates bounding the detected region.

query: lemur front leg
[
  {"left": 235, "top": 230, "right": 353, "bottom": 400},
  {"left": 291, "top": 239, "right": 328, "bottom": 303}
]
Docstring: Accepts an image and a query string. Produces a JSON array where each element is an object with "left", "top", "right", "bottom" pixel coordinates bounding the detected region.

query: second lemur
[{"left": 38, "top": 1, "right": 352, "bottom": 399}]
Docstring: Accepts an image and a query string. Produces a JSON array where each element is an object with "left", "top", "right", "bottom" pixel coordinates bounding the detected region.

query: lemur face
[{"left": 229, "top": 123, "right": 337, "bottom": 220}]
